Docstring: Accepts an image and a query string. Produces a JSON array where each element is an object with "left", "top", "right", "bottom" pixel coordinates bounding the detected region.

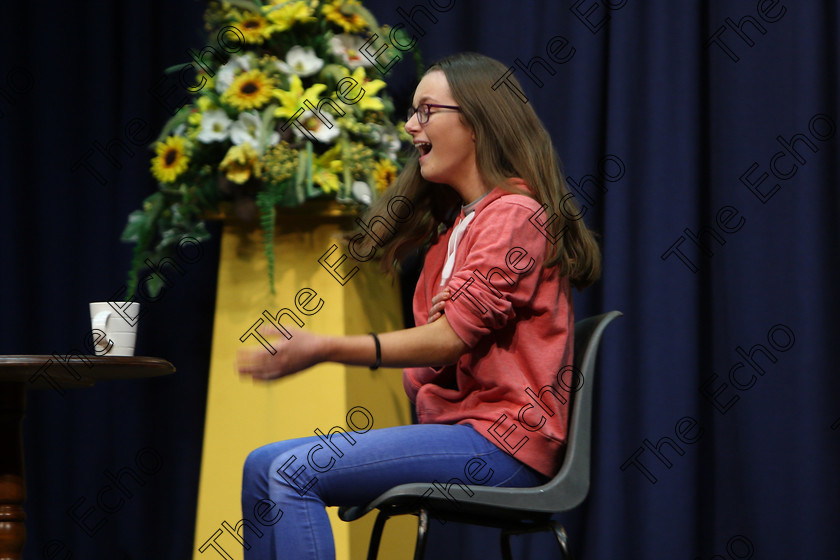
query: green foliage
[
  {"left": 255, "top": 185, "right": 282, "bottom": 294},
  {"left": 122, "top": 187, "right": 212, "bottom": 299}
]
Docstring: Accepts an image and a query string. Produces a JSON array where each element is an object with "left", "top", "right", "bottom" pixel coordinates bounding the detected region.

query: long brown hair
[{"left": 357, "top": 52, "right": 601, "bottom": 290}]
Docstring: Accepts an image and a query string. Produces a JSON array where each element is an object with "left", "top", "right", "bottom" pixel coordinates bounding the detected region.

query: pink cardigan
[{"left": 403, "top": 184, "right": 574, "bottom": 477}]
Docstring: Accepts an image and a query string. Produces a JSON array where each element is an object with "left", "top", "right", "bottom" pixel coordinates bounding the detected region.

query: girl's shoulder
[{"left": 477, "top": 187, "right": 542, "bottom": 218}]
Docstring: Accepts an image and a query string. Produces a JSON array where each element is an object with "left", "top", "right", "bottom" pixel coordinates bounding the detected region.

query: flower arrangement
[{"left": 122, "top": 0, "right": 419, "bottom": 296}]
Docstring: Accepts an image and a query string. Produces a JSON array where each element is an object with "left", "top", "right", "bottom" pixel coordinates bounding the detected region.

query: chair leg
[
  {"left": 366, "top": 510, "right": 389, "bottom": 560},
  {"left": 500, "top": 530, "right": 515, "bottom": 560},
  {"left": 413, "top": 508, "right": 430, "bottom": 560},
  {"left": 501, "top": 522, "right": 571, "bottom": 560},
  {"left": 549, "top": 521, "right": 573, "bottom": 560}
]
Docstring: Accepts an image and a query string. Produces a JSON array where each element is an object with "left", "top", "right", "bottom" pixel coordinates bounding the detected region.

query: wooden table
[{"left": 0, "top": 355, "right": 175, "bottom": 560}]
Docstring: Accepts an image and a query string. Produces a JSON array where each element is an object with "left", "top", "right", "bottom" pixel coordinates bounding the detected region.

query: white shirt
[{"left": 439, "top": 192, "right": 491, "bottom": 287}]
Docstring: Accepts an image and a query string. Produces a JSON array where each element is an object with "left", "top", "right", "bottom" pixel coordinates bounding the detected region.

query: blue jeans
[{"left": 241, "top": 423, "right": 547, "bottom": 559}]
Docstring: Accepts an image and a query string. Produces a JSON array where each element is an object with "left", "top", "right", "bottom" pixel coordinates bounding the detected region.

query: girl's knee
[
  {"left": 242, "top": 438, "right": 322, "bottom": 500},
  {"left": 268, "top": 452, "right": 316, "bottom": 497},
  {"left": 243, "top": 444, "right": 278, "bottom": 482}
]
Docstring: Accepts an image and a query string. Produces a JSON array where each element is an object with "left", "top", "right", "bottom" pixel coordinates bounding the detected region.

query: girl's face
[{"left": 405, "top": 71, "right": 479, "bottom": 197}]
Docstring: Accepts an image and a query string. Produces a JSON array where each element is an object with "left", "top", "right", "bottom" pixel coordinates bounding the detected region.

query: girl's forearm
[{"left": 322, "top": 316, "right": 467, "bottom": 368}]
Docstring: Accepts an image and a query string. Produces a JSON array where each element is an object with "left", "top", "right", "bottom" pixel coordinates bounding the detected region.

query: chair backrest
[{"left": 535, "top": 310, "right": 623, "bottom": 510}]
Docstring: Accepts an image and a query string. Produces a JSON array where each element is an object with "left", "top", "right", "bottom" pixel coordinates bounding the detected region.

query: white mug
[{"left": 89, "top": 302, "right": 140, "bottom": 356}]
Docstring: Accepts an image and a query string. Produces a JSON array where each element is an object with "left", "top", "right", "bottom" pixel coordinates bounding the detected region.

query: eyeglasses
[{"left": 407, "top": 103, "right": 461, "bottom": 125}]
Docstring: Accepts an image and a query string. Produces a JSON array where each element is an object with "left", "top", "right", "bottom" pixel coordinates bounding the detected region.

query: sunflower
[
  {"left": 372, "top": 158, "right": 397, "bottom": 193},
  {"left": 321, "top": 0, "right": 368, "bottom": 33},
  {"left": 232, "top": 10, "right": 272, "bottom": 44},
  {"left": 222, "top": 69, "right": 274, "bottom": 111},
  {"left": 151, "top": 136, "right": 191, "bottom": 183}
]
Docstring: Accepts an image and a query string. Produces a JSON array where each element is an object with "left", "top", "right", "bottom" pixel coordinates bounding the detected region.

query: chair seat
[
  {"left": 338, "top": 477, "right": 582, "bottom": 523},
  {"left": 339, "top": 497, "right": 554, "bottom": 525}
]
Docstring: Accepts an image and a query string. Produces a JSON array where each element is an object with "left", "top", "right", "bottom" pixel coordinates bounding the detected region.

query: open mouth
[{"left": 415, "top": 142, "right": 432, "bottom": 157}]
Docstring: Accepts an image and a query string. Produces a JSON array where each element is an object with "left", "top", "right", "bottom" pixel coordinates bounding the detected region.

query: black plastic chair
[{"left": 338, "top": 310, "right": 623, "bottom": 560}]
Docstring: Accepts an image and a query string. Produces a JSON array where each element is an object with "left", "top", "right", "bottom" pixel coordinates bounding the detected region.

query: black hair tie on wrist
[{"left": 369, "top": 333, "right": 381, "bottom": 370}]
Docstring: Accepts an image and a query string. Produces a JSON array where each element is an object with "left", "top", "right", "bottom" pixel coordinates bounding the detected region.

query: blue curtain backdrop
[{"left": 1, "top": 0, "right": 838, "bottom": 558}]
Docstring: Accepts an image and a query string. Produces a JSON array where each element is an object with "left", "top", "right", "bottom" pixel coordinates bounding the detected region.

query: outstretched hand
[{"left": 236, "top": 327, "right": 324, "bottom": 381}]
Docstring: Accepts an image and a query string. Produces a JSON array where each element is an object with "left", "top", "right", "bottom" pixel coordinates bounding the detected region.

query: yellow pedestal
[{"left": 193, "top": 215, "right": 415, "bottom": 559}]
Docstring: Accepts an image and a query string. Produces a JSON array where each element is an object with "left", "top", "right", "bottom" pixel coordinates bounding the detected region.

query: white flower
[
  {"left": 329, "top": 34, "right": 372, "bottom": 69},
  {"left": 230, "top": 111, "right": 280, "bottom": 152},
  {"left": 197, "top": 109, "right": 233, "bottom": 143},
  {"left": 215, "top": 54, "right": 251, "bottom": 94},
  {"left": 351, "top": 181, "right": 372, "bottom": 205},
  {"left": 291, "top": 111, "right": 341, "bottom": 143},
  {"left": 275, "top": 46, "right": 324, "bottom": 77},
  {"left": 380, "top": 131, "right": 402, "bottom": 159}
]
